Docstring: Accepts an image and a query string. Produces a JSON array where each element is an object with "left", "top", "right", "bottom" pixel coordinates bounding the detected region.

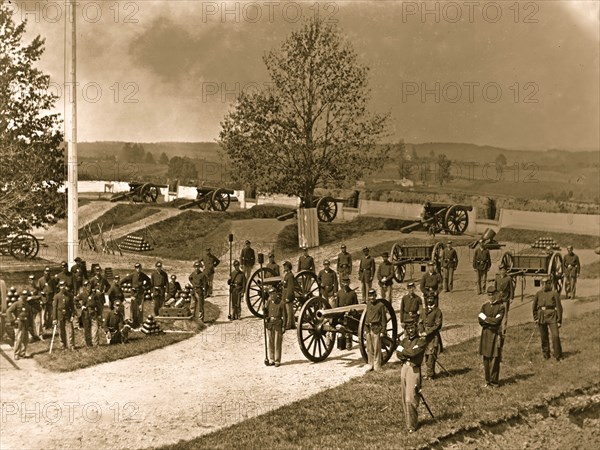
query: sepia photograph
[{"left": 0, "top": 1, "right": 599, "bottom": 448}]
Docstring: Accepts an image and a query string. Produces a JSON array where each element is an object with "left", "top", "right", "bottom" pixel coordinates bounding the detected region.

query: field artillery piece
[
  {"left": 389, "top": 241, "right": 444, "bottom": 283},
  {"left": 400, "top": 202, "right": 472, "bottom": 236},
  {"left": 468, "top": 228, "right": 505, "bottom": 251},
  {"left": 110, "top": 182, "right": 166, "bottom": 204},
  {"left": 178, "top": 186, "right": 234, "bottom": 211},
  {"left": 0, "top": 225, "right": 40, "bottom": 260},
  {"left": 276, "top": 196, "right": 344, "bottom": 223},
  {"left": 296, "top": 296, "right": 398, "bottom": 364}
]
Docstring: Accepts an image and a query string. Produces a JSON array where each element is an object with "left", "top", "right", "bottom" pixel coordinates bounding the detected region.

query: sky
[{"left": 8, "top": 0, "right": 600, "bottom": 150}]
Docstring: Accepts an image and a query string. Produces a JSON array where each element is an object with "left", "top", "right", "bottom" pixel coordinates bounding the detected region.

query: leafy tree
[
  {"left": 168, "top": 156, "right": 198, "bottom": 182},
  {"left": 118, "top": 142, "right": 145, "bottom": 163},
  {"left": 144, "top": 152, "right": 155, "bottom": 164},
  {"left": 159, "top": 152, "right": 169, "bottom": 165},
  {"left": 219, "top": 18, "right": 389, "bottom": 206},
  {"left": 436, "top": 154, "right": 453, "bottom": 186},
  {"left": 0, "top": 3, "right": 65, "bottom": 228},
  {"left": 495, "top": 153, "right": 507, "bottom": 167},
  {"left": 395, "top": 140, "right": 412, "bottom": 179}
]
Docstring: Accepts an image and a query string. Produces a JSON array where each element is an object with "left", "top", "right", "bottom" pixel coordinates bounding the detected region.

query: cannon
[
  {"left": 400, "top": 202, "right": 472, "bottom": 235},
  {"left": 178, "top": 186, "right": 234, "bottom": 211},
  {"left": 276, "top": 196, "right": 346, "bottom": 223},
  {"left": 110, "top": 182, "right": 165, "bottom": 203},
  {"left": 0, "top": 225, "right": 40, "bottom": 260},
  {"left": 296, "top": 296, "right": 398, "bottom": 364},
  {"left": 389, "top": 241, "right": 444, "bottom": 283},
  {"left": 469, "top": 228, "right": 505, "bottom": 250}
]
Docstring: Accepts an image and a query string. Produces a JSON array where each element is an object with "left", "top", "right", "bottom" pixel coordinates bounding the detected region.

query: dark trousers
[
  {"left": 424, "top": 350, "right": 438, "bottom": 378},
  {"left": 42, "top": 299, "right": 53, "bottom": 328},
  {"left": 193, "top": 288, "right": 205, "bottom": 322},
  {"left": 476, "top": 270, "right": 488, "bottom": 294},
  {"left": 539, "top": 321, "right": 562, "bottom": 360},
  {"left": 443, "top": 267, "right": 454, "bottom": 291},
  {"left": 483, "top": 356, "right": 501, "bottom": 385},
  {"left": 565, "top": 274, "right": 577, "bottom": 299},
  {"left": 153, "top": 288, "right": 165, "bottom": 316}
]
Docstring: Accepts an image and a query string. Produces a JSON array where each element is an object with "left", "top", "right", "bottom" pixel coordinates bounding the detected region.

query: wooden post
[{"left": 298, "top": 208, "right": 319, "bottom": 248}]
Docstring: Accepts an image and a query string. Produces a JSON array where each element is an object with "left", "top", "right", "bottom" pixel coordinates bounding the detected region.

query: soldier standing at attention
[
  {"left": 120, "top": 263, "right": 150, "bottom": 328},
  {"left": 53, "top": 281, "right": 75, "bottom": 350},
  {"left": 70, "top": 257, "right": 88, "bottom": 294},
  {"left": 396, "top": 320, "right": 427, "bottom": 433},
  {"left": 377, "top": 252, "right": 394, "bottom": 301},
  {"left": 337, "top": 244, "right": 352, "bottom": 278},
  {"left": 420, "top": 262, "right": 443, "bottom": 304},
  {"left": 473, "top": 240, "right": 492, "bottom": 295},
  {"left": 266, "top": 253, "right": 280, "bottom": 276},
  {"left": 359, "top": 247, "right": 376, "bottom": 303},
  {"left": 298, "top": 246, "right": 315, "bottom": 272},
  {"left": 400, "top": 282, "right": 423, "bottom": 327},
  {"left": 563, "top": 245, "right": 580, "bottom": 299},
  {"left": 228, "top": 260, "right": 246, "bottom": 320},
  {"left": 335, "top": 276, "right": 358, "bottom": 350},
  {"left": 89, "top": 266, "right": 110, "bottom": 295},
  {"left": 421, "top": 295, "right": 443, "bottom": 380},
  {"left": 151, "top": 261, "right": 169, "bottom": 316},
  {"left": 37, "top": 267, "right": 56, "bottom": 330},
  {"left": 240, "top": 240, "right": 256, "bottom": 289},
  {"left": 364, "top": 289, "right": 386, "bottom": 372},
  {"left": 204, "top": 247, "right": 220, "bottom": 297},
  {"left": 282, "top": 261, "right": 296, "bottom": 330},
  {"left": 189, "top": 261, "right": 208, "bottom": 322},
  {"left": 56, "top": 261, "right": 74, "bottom": 293},
  {"left": 107, "top": 275, "right": 125, "bottom": 310},
  {"left": 532, "top": 277, "right": 563, "bottom": 361},
  {"left": 441, "top": 241, "right": 458, "bottom": 292},
  {"left": 318, "top": 260, "right": 338, "bottom": 304},
  {"left": 7, "top": 291, "right": 33, "bottom": 359},
  {"left": 81, "top": 289, "right": 104, "bottom": 347},
  {"left": 263, "top": 287, "right": 287, "bottom": 367},
  {"left": 494, "top": 264, "right": 514, "bottom": 335},
  {"left": 478, "top": 285, "right": 505, "bottom": 387}
]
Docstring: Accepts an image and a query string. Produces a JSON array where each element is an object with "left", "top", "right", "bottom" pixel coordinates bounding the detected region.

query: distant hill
[{"left": 79, "top": 142, "right": 223, "bottom": 161}]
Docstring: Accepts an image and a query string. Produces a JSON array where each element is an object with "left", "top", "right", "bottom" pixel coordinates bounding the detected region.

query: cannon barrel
[
  {"left": 427, "top": 202, "right": 473, "bottom": 211},
  {"left": 196, "top": 186, "right": 234, "bottom": 195},
  {"left": 315, "top": 303, "right": 367, "bottom": 320},
  {"left": 277, "top": 211, "right": 297, "bottom": 222}
]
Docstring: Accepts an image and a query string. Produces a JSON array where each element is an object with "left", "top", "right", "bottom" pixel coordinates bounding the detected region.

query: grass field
[
  {"left": 80, "top": 204, "right": 160, "bottom": 235},
  {"left": 495, "top": 228, "right": 600, "bottom": 249},
  {"left": 581, "top": 261, "right": 600, "bottom": 279}
]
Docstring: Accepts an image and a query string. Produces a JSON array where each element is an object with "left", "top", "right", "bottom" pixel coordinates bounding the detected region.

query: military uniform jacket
[
  {"left": 337, "top": 252, "right": 352, "bottom": 273},
  {"left": 298, "top": 255, "right": 315, "bottom": 272},
  {"left": 422, "top": 307, "right": 443, "bottom": 354},
  {"left": 377, "top": 261, "right": 394, "bottom": 285},
  {"left": 282, "top": 271, "right": 295, "bottom": 301},
  {"left": 478, "top": 301, "right": 505, "bottom": 357},
  {"left": 82, "top": 293, "right": 104, "bottom": 318},
  {"left": 53, "top": 291, "right": 75, "bottom": 321},
  {"left": 105, "top": 310, "right": 125, "bottom": 332},
  {"left": 563, "top": 253, "right": 580, "bottom": 276},
  {"left": 37, "top": 275, "right": 56, "bottom": 298},
  {"left": 400, "top": 293, "right": 422, "bottom": 323},
  {"left": 266, "top": 262, "right": 280, "bottom": 277},
  {"left": 7, "top": 299, "right": 32, "bottom": 328},
  {"left": 120, "top": 272, "right": 151, "bottom": 290},
  {"left": 108, "top": 283, "right": 125, "bottom": 303},
  {"left": 532, "top": 289, "right": 562, "bottom": 324},
  {"left": 473, "top": 248, "right": 491, "bottom": 271},
  {"left": 396, "top": 335, "right": 427, "bottom": 366},
  {"left": 318, "top": 269, "right": 338, "bottom": 290},
  {"left": 189, "top": 270, "right": 208, "bottom": 291},
  {"left": 71, "top": 263, "right": 88, "bottom": 283},
  {"left": 204, "top": 253, "right": 220, "bottom": 275},
  {"left": 56, "top": 270, "right": 74, "bottom": 291},
  {"left": 230, "top": 270, "right": 246, "bottom": 292},
  {"left": 27, "top": 286, "right": 43, "bottom": 313},
  {"left": 442, "top": 247, "right": 459, "bottom": 269},
  {"left": 495, "top": 275, "right": 514, "bottom": 303},
  {"left": 336, "top": 287, "right": 358, "bottom": 307},
  {"left": 420, "top": 272, "right": 442, "bottom": 294},
  {"left": 90, "top": 275, "right": 111, "bottom": 293},
  {"left": 263, "top": 297, "right": 287, "bottom": 331},
  {"left": 359, "top": 256, "right": 376, "bottom": 282},
  {"left": 151, "top": 270, "right": 169, "bottom": 289},
  {"left": 167, "top": 281, "right": 182, "bottom": 298},
  {"left": 364, "top": 300, "right": 387, "bottom": 332},
  {"left": 240, "top": 247, "right": 256, "bottom": 267}
]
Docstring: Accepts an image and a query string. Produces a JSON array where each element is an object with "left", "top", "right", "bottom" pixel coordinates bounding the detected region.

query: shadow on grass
[
  {"left": 435, "top": 366, "right": 472, "bottom": 379},
  {"left": 500, "top": 372, "right": 535, "bottom": 386},
  {"left": 420, "top": 411, "right": 463, "bottom": 427}
]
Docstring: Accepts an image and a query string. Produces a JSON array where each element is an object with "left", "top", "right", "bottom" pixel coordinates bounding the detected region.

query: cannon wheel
[
  {"left": 211, "top": 189, "right": 231, "bottom": 212},
  {"left": 294, "top": 271, "right": 320, "bottom": 315},
  {"left": 140, "top": 183, "right": 159, "bottom": 203},
  {"left": 431, "top": 242, "right": 444, "bottom": 274},
  {"left": 9, "top": 232, "right": 39, "bottom": 260},
  {"left": 316, "top": 196, "right": 338, "bottom": 222},
  {"left": 195, "top": 193, "right": 211, "bottom": 210},
  {"left": 358, "top": 298, "right": 398, "bottom": 365},
  {"left": 296, "top": 296, "right": 335, "bottom": 362},
  {"left": 245, "top": 267, "right": 276, "bottom": 318},
  {"left": 548, "top": 252, "right": 564, "bottom": 294},
  {"left": 444, "top": 205, "right": 469, "bottom": 235},
  {"left": 391, "top": 243, "right": 406, "bottom": 283}
]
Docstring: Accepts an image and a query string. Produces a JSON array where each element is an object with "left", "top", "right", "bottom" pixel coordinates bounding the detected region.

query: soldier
[
  {"left": 282, "top": 261, "right": 296, "bottom": 330},
  {"left": 473, "top": 240, "right": 492, "bottom": 295},
  {"left": 55, "top": 261, "right": 74, "bottom": 293},
  {"left": 377, "top": 252, "right": 394, "bottom": 301},
  {"left": 494, "top": 264, "right": 514, "bottom": 335},
  {"left": 37, "top": 267, "right": 56, "bottom": 330},
  {"left": 335, "top": 276, "right": 358, "bottom": 350},
  {"left": 400, "top": 282, "right": 423, "bottom": 326},
  {"left": 336, "top": 244, "right": 352, "bottom": 278},
  {"left": 107, "top": 275, "right": 125, "bottom": 310},
  {"left": 396, "top": 320, "right": 427, "bottom": 433},
  {"left": 204, "top": 247, "right": 220, "bottom": 297},
  {"left": 228, "top": 260, "right": 246, "bottom": 320},
  {"left": 166, "top": 274, "right": 182, "bottom": 300},
  {"left": 7, "top": 291, "right": 33, "bottom": 359},
  {"left": 151, "top": 261, "right": 169, "bottom": 316},
  {"left": 89, "top": 266, "right": 110, "bottom": 295},
  {"left": 298, "top": 246, "right": 315, "bottom": 272},
  {"left": 478, "top": 285, "right": 505, "bottom": 387},
  {"left": 420, "top": 262, "right": 443, "bottom": 304},
  {"left": 421, "top": 294, "right": 443, "bottom": 380},
  {"left": 441, "top": 241, "right": 459, "bottom": 292},
  {"left": 364, "top": 289, "right": 387, "bottom": 372},
  {"left": 27, "top": 275, "right": 43, "bottom": 340},
  {"left": 120, "top": 263, "right": 150, "bottom": 328},
  {"left": 104, "top": 301, "right": 130, "bottom": 345},
  {"left": 563, "top": 245, "right": 580, "bottom": 299},
  {"left": 70, "top": 256, "right": 88, "bottom": 294},
  {"left": 81, "top": 289, "right": 104, "bottom": 347},
  {"left": 240, "top": 240, "right": 256, "bottom": 289},
  {"left": 532, "top": 277, "right": 563, "bottom": 361},
  {"left": 359, "top": 247, "right": 376, "bottom": 303},
  {"left": 263, "top": 287, "right": 287, "bottom": 367},
  {"left": 53, "top": 281, "right": 75, "bottom": 350},
  {"left": 266, "top": 253, "right": 280, "bottom": 277},
  {"left": 189, "top": 261, "right": 208, "bottom": 322},
  {"left": 317, "top": 260, "right": 338, "bottom": 303}
]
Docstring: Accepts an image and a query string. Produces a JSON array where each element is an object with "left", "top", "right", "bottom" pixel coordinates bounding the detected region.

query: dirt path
[{"left": 1, "top": 226, "right": 598, "bottom": 449}]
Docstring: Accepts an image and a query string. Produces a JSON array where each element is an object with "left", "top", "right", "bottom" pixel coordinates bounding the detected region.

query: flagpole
[{"left": 66, "top": 0, "right": 78, "bottom": 266}]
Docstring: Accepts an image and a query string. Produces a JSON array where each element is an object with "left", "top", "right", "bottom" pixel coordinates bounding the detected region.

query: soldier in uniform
[
  {"left": 532, "top": 277, "right": 563, "bottom": 361},
  {"left": 494, "top": 264, "right": 514, "bottom": 335},
  {"left": 563, "top": 245, "right": 580, "bottom": 299},
  {"left": 263, "top": 287, "right": 287, "bottom": 366},
  {"left": 364, "top": 289, "right": 387, "bottom": 372},
  {"left": 282, "top": 261, "right": 296, "bottom": 330},
  {"left": 441, "top": 241, "right": 459, "bottom": 292},
  {"left": 473, "top": 240, "right": 492, "bottom": 295},
  {"left": 27, "top": 275, "right": 43, "bottom": 340},
  {"left": 37, "top": 267, "right": 56, "bottom": 330},
  {"left": 7, "top": 291, "right": 33, "bottom": 359},
  {"left": 359, "top": 247, "right": 376, "bottom": 303},
  {"left": 298, "top": 246, "right": 315, "bottom": 272},
  {"left": 377, "top": 252, "right": 394, "bottom": 301},
  {"left": 70, "top": 257, "right": 88, "bottom": 294},
  {"left": 400, "top": 282, "right": 423, "bottom": 326},
  {"left": 120, "top": 263, "right": 150, "bottom": 328},
  {"left": 189, "top": 261, "right": 208, "bottom": 322},
  {"left": 337, "top": 244, "right": 352, "bottom": 278},
  {"left": 81, "top": 289, "right": 104, "bottom": 347},
  {"left": 228, "top": 260, "right": 246, "bottom": 320},
  {"left": 335, "top": 276, "right": 358, "bottom": 350},
  {"left": 104, "top": 301, "right": 129, "bottom": 345},
  {"left": 420, "top": 294, "right": 443, "bottom": 380},
  {"left": 89, "top": 266, "right": 110, "bottom": 295},
  {"left": 55, "top": 261, "right": 74, "bottom": 293},
  {"left": 53, "top": 281, "right": 75, "bottom": 350},
  {"left": 266, "top": 253, "right": 281, "bottom": 277},
  {"left": 317, "top": 260, "right": 338, "bottom": 303},
  {"left": 419, "top": 262, "right": 443, "bottom": 305},
  {"left": 151, "top": 261, "right": 169, "bottom": 316},
  {"left": 166, "top": 275, "right": 182, "bottom": 300},
  {"left": 204, "top": 247, "right": 220, "bottom": 297},
  {"left": 240, "top": 240, "right": 256, "bottom": 289},
  {"left": 396, "top": 320, "right": 427, "bottom": 433},
  {"left": 107, "top": 275, "right": 125, "bottom": 310},
  {"left": 478, "top": 285, "right": 505, "bottom": 387}
]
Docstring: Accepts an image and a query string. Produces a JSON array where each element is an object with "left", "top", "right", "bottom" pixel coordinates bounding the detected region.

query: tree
[
  {"left": 159, "top": 152, "right": 169, "bottom": 165},
  {"left": 436, "top": 154, "right": 453, "bottom": 186},
  {"left": 219, "top": 18, "right": 389, "bottom": 205},
  {"left": 395, "top": 140, "right": 412, "bottom": 179},
  {"left": 0, "top": 3, "right": 65, "bottom": 228},
  {"left": 118, "top": 142, "right": 145, "bottom": 163},
  {"left": 495, "top": 153, "right": 507, "bottom": 167},
  {"left": 144, "top": 152, "right": 155, "bottom": 164},
  {"left": 168, "top": 156, "right": 198, "bottom": 182}
]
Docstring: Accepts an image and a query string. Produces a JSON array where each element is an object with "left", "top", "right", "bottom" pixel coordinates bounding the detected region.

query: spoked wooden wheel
[
  {"left": 196, "top": 195, "right": 210, "bottom": 210},
  {"left": 141, "top": 183, "right": 159, "bottom": 203},
  {"left": 9, "top": 232, "right": 39, "bottom": 259},
  {"left": 211, "top": 189, "right": 231, "bottom": 212},
  {"left": 294, "top": 270, "right": 320, "bottom": 315},
  {"left": 391, "top": 243, "right": 406, "bottom": 283},
  {"left": 245, "top": 267, "right": 276, "bottom": 318},
  {"left": 316, "top": 197, "right": 338, "bottom": 222},
  {"left": 444, "top": 205, "right": 469, "bottom": 235},
  {"left": 548, "top": 252, "right": 564, "bottom": 294},
  {"left": 358, "top": 298, "right": 398, "bottom": 365},
  {"left": 296, "top": 296, "right": 335, "bottom": 362}
]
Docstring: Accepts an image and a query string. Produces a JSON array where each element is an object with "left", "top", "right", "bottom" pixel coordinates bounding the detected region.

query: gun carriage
[
  {"left": 389, "top": 242, "right": 445, "bottom": 283},
  {"left": 276, "top": 196, "right": 346, "bottom": 223},
  {"left": 0, "top": 225, "right": 40, "bottom": 260},
  {"left": 178, "top": 186, "right": 234, "bottom": 211},
  {"left": 400, "top": 202, "right": 472, "bottom": 236},
  {"left": 110, "top": 182, "right": 165, "bottom": 204}
]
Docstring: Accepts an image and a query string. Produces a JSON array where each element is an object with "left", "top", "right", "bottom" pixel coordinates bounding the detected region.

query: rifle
[{"left": 415, "top": 385, "right": 434, "bottom": 419}]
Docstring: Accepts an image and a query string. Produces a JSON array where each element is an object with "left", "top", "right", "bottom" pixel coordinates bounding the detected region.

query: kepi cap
[
  {"left": 486, "top": 285, "right": 497, "bottom": 294},
  {"left": 134, "top": 263, "right": 141, "bottom": 268},
  {"left": 367, "top": 289, "right": 377, "bottom": 297}
]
